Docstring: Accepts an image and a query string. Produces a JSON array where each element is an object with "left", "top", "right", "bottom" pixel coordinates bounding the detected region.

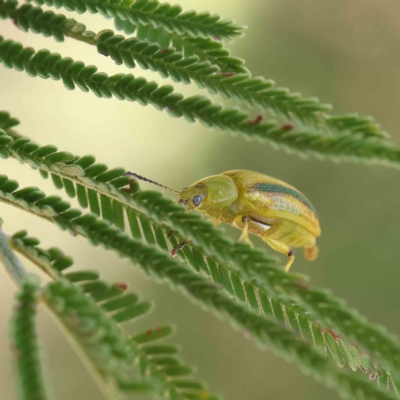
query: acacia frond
[
  {"left": 6, "top": 2, "right": 386, "bottom": 140},
  {"left": 14, "top": 150, "right": 398, "bottom": 387},
  {"left": 163, "top": 232, "right": 397, "bottom": 387},
  {"left": 0, "top": 0, "right": 15, "bottom": 18},
  {"left": 4, "top": 1, "right": 391, "bottom": 140},
  {"left": 0, "top": 174, "right": 398, "bottom": 400},
  {"left": 2, "top": 0, "right": 399, "bottom": 394},
  {"left": 30, "top": 0, "right": 244, "bottom": 40},
  {"left": 95, "top": 29, "right": 332, "bottom": 122},
  {"left": 11, "top": 231, "right": 221, "bottom": 400},
  {"left": 2, "top": 3, "right": 328, "bottom": 123},
  {"left": 0, "top": 1, "right": 96, "bottom": 44},
  {"left": 1, "top": 39, "right": 399, "bottom": 166},
  {"left": 0, "top": 218, "right": 28, "bottom": 284},
  {"left": 44, "top": 278, "right": 158, "bottom": 398},
  {"left": 128, "top": 211, "right": 398, "bottom": 391},
  {"left": 10, "top": 274, "right": 50, "bottom": 400},
  {"left": 2, "top": 125, "right": 400, "bottom": 384},
  {"left": 0, "top": 0, "right": 247, "bottom": 73},
  {"left": 114, "top": 16, "right": 249, "bottom": 73},
  {"left": 0, "top": 110, "right": 19, "bottom": 132},
  {"left": 326, "top": 114, "right": 390, "bottom": 139},
  {"left": 13, "top": 208, "right": 391, "bottom": 386}
]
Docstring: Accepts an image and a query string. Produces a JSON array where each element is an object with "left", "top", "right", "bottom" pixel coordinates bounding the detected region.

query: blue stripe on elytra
[{"left": 254, "top": 183, "right": 317, "bottom": 214}]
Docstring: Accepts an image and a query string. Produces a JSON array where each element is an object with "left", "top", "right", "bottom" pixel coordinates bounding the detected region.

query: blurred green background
[{"left": 1, "top": 0, "right": 400, "bottom": 399}]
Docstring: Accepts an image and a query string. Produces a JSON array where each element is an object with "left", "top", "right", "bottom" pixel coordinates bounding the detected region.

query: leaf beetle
[{"left": 126, "top": 170, "right": 321, "bottom": 272}]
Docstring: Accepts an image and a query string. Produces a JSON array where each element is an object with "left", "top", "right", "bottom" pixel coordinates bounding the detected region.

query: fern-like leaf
[
  {"left": 44, "top": 278, "right": 160, "bottom": 398},
  {"left": 114, "top": 16, "right": 249, "bottom": 73},
  {"left": 2, "top": 124, "right": 400, "bottom": 386},
  {"left": 0, "top": 0, "right": 248, "bottom": 74},
  {"left": 0, "top": 173, "right": 398, "bottom": 400},
  {"left": 12, "top": 226, "right": 397, "bottom": 392},
  {"left": 10, "top": 274, "right": 50, "bottom": 400},
  {"left": 2, "top": 0, "right": 399, "bottom": 395},
  {"left": 4, "top": 2, "right": 390, "bottom": 139},
  {"left": 0, "top": 1, "right": 96, "bottom": 44},
  {"left": 0, "top": 39, "right": 398, "bottom": 166},
  {"left": 0, "top": 110, "right": 19, "bottom": 135},
  {"left": 163, "top": 230, "right": 398, "bottom": 388},
  {"left": 30, "top": 0, "right": 244, "bottom": 40},
  {"left": 11, "top": 232, "right": 221, "bottom": 400},
  {"left": 94, "top": 29, "right": 332, "bottom": 122}
]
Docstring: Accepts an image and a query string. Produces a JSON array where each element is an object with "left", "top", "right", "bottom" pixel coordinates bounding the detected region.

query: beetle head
[
  {"left": 125, "top": 171, "right": 238, "bottom": 215},
  {"left": 179, "top": 175, "right": 238, "bottom": 212}
]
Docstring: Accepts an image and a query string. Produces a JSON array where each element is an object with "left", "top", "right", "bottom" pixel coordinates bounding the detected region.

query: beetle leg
[
  {"left": 211, "top": 217, "right": 222, "bottom": 227},
  {"left": 263, "top": 236, "right": 295, "bottom": 272},
  {"left": 238, "top": 216, "right": 253, "bottom": 246},
  {"left": 285, "top": 249, "right": 295, "bottom": 272},
  {"left": 121, "top": 178, "right": 137, "bottom": 193}
]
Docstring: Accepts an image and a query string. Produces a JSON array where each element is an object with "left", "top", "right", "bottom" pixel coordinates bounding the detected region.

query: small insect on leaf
[
  {"left": 281, "top": 123, "right": 294, "bottom": 131},
  {"left": 246, "top": 115, "right": 263, "bottom": 125},
  {"left": 171, "top": 240, "right": 191, "bottom": 257},
  {"left": 127, "top": 170, "right": 321, "bottom": 272},
  {"left": 114, "top": 282, "right": 129, "bottom": 291}
]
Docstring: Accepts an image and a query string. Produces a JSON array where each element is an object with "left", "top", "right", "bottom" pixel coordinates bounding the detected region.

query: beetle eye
[{"left": 192, "top": 195, "right": 202, "bottom": 207}]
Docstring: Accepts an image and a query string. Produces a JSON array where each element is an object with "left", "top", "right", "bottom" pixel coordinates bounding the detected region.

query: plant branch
[
  {"left": 10, "top": 274, "right": 51, "bottom": 400},
  {"left": 1, "top": 2, "right": 331, "bottom": 124},
  {"left": 8, "top": 142, "right": 393, "bottom": 386},
  {"left": 31, "top": 0, "right": 244, "bottom": 40},
  {"left": 113, "top": 17, "right": 249, "bottom": 73},
  {"left": 1, "top": 126, "right": 400, "bottom": 385},
  {"left": 0, "top": 174, "right": 398, "bottom": 400},
  {"left": 2, "top": 1, "right": 391, "bottom": 141},
  {"left": 1, "top": 0, "right": 399, "bottom": 396},
  {"left": 0, "top": 222, "right": 27, "bottom": 285},
  {"left": 11, "top": 232, "right": 221, "bottom": 400},
  {"left": 1, "top": 38, "right": 399, "bottom": 167}
]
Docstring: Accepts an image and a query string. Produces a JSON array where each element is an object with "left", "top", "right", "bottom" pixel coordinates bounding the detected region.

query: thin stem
[
  {"left": 43, "top": 302, "right": 126, "bottom": 400},
  {"left": 11, "top": 239, "right": 61, "bottom": 281},
  {"left": 0, "top": 223, "right": 27, "bottom": 285}
]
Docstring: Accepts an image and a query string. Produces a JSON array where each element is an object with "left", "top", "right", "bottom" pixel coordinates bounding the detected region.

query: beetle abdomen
[{"left": 223, "top": 170, "right": 321, "bottom": 238}]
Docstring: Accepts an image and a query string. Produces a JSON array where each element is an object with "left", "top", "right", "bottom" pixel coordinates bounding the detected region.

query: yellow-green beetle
[{"left": 127, "top": 170, "right": 321, "bottom": 272}]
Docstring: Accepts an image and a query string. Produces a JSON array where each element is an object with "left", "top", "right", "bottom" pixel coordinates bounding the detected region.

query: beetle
[{"left": 126, "top": 170, "right": 321, "bottom": 272}]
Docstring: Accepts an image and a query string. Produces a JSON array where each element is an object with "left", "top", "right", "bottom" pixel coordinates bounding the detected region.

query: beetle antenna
[{"left": 125, "top": 172, "right": 180, "bottom": 195}]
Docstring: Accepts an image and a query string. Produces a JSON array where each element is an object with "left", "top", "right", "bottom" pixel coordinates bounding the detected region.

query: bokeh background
[{"left": 1, "top": 0, "right": 400, "bottom": 399}]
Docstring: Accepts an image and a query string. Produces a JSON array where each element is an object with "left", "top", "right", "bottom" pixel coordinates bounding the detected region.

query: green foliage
[
  {"left": 1, "top": 35, "right": 400, "bottom": 166},
  {"left": 114, "top": 17, "right": 250, "bottom": 73},
  {"left": 0, "top": 110, "right": 19, "bottom": 131},
  {"left": 11, "top": 231, "right": 221, "bottom": 400},
  {"left": 10, "top": 274, "right": 50, "bottom": 400},
  {"left": 0, "top": 1, "right": 331, "bottom": 123},
  {"left": 33, "top": 166, "right": 395, "bottom": 387},
  {"left": 45, "top": 279, "right": 155, "bottom": 398},
  {"left": 8, "top": 230, "right": 222, "bottom": 400},
  {"left": 31, "top": 0, "right": 244, "bottom": 40},
  {"left": 1, "top": 167, "right": 399, "bottom": 399},
  {"left": 1, "top": 125, "right": 400, "bottom": 394},
  {"left": 94, "top": 29, "right": 333, "bottom": 122},
  {"left": 1, "top": 0, "right": 400, "bottom": 398},
  {"left": 1, "top": 1, "right": 393, "bottom": 148},
  {"left": 0, "top": 0, "right": 248, "bottom": 73},
  {"left": 0, "top": 1, "right": 95, "bottom": 43}
]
